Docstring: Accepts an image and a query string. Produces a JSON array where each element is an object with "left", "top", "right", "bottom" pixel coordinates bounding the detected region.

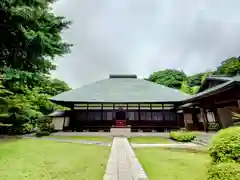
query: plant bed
[
  {"left": 169, "top": 131, "right": 199, "bottom": 142},
  {"left": 128, "top": 136, "right": 171, "bottom": 144},
  {"left": 35, "top": 131, "right": 50, "bottom": 137}
]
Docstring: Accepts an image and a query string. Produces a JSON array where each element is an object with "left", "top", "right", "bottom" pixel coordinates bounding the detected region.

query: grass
[
  {"left": 0, "top": 139, "right": 110, "bottom": 180},
  {"left": 135, "top": 147, "right": 210, "bottom": 180},
  {"left": 49, "top": 135, "right": 112, "bottom": 142},
  {"left": 128, "top": 136, "right": 171, "bottom": 144}
]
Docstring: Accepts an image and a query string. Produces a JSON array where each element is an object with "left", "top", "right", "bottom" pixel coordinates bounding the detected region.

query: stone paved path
[{"left": 104, "top": 137, "right": 148, "bottom": 180}]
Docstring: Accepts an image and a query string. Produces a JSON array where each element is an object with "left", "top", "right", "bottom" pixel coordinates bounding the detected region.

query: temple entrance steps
[
  {"left": 110, "top": 127, "right": 131, "bottom": 136},
  {"left": 104, "top": 137, "right": 148, "bottom": 180},
  {"left": 192, "top": 132, "right": 216, "bottom": 146}
]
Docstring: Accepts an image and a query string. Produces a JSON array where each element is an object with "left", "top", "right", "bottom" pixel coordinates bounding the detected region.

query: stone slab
[{"left": 103, "top": 137, "right": 148, "bottom": 180}]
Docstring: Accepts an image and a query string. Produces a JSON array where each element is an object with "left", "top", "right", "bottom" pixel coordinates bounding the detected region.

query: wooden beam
[{"left": 214, "top": 98, "right": 238, "bottom": 105}]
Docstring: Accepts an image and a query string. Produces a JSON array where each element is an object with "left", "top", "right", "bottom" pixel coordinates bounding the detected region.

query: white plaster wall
[{"left": 51, "top": 117, "right": 64, "bottom": 130}]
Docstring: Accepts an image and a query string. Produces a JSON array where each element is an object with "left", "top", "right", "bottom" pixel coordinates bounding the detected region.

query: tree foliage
[
  {"left": 148, "top": 69, "right": 187, "bottom": 89},
  {"left": 214, "top": 57, "right": 240, "bottom": 76},
  {"left": 187, "top": 73, "right": 205, "bottom": 87},
  {"left": 147, "top": 56, "right": 240, "bottom": 95}
]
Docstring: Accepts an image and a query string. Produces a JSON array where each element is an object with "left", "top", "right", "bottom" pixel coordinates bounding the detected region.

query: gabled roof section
[
  {"left": 198, "top": 75, "right": 233, "bottom": 93},
  {"left": 183, "top": 75, "right": 240, "bottom": 103},
  {"left": 206, "top": 75, "right": 233, "bottom": 81},
  {"left": 50, "top": 74, "right": 190, "bottom": 104}
]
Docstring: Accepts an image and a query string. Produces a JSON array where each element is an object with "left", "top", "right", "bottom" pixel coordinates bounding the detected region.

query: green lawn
[
  {"left": 128, "top": 136, "right": 171, "bottom": 144},
  {"left": 0, "top": 139, "right": 110, "bottom": 180},
  {"left": 135, "top": 147, "right": 210, "bottom": 180},
  {"left": 49, "top": 135, "right": 112, "bottom": 142}
]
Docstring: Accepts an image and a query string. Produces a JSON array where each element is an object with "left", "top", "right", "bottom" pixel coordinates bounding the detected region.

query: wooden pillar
[
  {"left": 101, "top": 104, "right": 103, "bottom": 120},
  {"left": 162, "top": 104, "right": 165, "bottom": 121},
  {"left": 200, "top": 108, "right": 208, "bottom": 132},
  {"left": 150, "top": 104, "right": 152, "bottom": 120},
  {"left": 62, "top": 116, "right": 66, "bottom": 131},
  {"left": 86, "top": 104, "right": 88, "bottom": 120},
  {"left": 138, "top": 104, "right": 140, "bottom": 121},
  {"left": 69, "top": 107, "right": 72, "bottom": 132},
  {"left": 113, "top": 104, "right": 115, "bottom": 120}
]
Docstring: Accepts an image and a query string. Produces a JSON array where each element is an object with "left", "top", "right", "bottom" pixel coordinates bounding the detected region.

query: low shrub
[
  {"left": 207, "top": 162, "right": 240, "bottom": 180},
  {"left": 169, "top": 131, "right": 198, "bottom": 142},
  {"left": 209, "top": 126, "right": 240, "bottom": 163},
  {"left": 21, "top": 123, "right": 33, "bottom": 134},
  {"left": 36, "top": 131, "right": 50, "bottom": 137}
]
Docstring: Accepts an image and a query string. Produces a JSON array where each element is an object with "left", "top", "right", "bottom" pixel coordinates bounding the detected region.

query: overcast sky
[{"left": 51, "top": 0, "right": 240, "bottom": 88}]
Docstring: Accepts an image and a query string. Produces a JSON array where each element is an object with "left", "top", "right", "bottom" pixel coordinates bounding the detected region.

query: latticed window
[
  {"left": 140, "top": 112, "right": 152, "bottom": 120},
  {"left": 152, "top": 112, "right": 163, "bottom": 120}
]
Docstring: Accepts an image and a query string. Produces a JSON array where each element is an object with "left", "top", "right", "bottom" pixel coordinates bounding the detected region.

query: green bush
[
  {"left": 207, "top": 162, "right": 240, "bottom": 180},
  {"left": 36, "top": 131, "right": 50, "bottom": 137},
  {"left": 209, "top": 127, "right": 240, "bottom": 163},
  {"left": 169, "top": 131, "right": 198, "bottom": 142},
  {"left": 21, "top": 123, "right": 33, "bottom": 134},
  {"left": 37, "top": 116, "right": 53, "bottom": 131}
]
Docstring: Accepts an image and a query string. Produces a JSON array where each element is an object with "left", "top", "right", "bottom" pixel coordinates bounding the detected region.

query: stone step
[
  {"left": 195, "top": 137, "right": 211, "bottom": 142},
  {"left": 110, "top": 128, "right": 131, "bottom": 136},
  {"left": 193, "top": 135, "right": 213, "bottom": 146},
  {"left": 193, "top": 140, "right": 208, "bottom": 146}
]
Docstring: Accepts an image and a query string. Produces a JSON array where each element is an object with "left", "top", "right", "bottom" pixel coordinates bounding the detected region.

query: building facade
[
  {"left": 50, "top": 74, "right": 240, "bottom": 132},
  {"left": 50, "top": 74, "right": 189, "bottom": 132}
]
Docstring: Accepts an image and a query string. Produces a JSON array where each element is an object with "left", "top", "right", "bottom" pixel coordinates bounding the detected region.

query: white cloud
[{"left": 52, "top": 0, "right": 240, "bottom": 88}]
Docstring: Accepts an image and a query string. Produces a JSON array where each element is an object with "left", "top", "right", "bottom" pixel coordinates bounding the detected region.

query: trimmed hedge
[
  {"left": 36, "top": 131, "right": 50, "bottom": 137},
  {"left": 169, "top": 131, "right": 198, "bottom": 142},
  {"left": 207, "top": 162, "right": 240, "bottom": 180},
  {"left": 209, "top": 126, "right": 240, "bottom": 163}
]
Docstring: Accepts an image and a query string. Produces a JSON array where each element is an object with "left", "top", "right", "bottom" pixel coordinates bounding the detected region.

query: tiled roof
[{"left": 50, "top": 74, "right": 190, "bottom": 103}]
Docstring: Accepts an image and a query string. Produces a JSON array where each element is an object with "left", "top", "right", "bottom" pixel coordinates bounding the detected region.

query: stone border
[
  {"left": 125, "top": 138, "right": 148, "bottom": 180},
  {"left": 22, "top": 136, "right": 112, "bottom": 146}
]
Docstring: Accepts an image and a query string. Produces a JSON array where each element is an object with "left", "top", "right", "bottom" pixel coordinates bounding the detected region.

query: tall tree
[
  {"left": 0, "top": 0, "right": 72, "bottom": 132},
  {"left": 148, "top": 69, "right": 187, "bottom": 89},
  {"left": 180, "top": 80, "right": 200, "bottom": 95},
  {"left": 0, "top": 0, "right": 72, "bottom": 73}
]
